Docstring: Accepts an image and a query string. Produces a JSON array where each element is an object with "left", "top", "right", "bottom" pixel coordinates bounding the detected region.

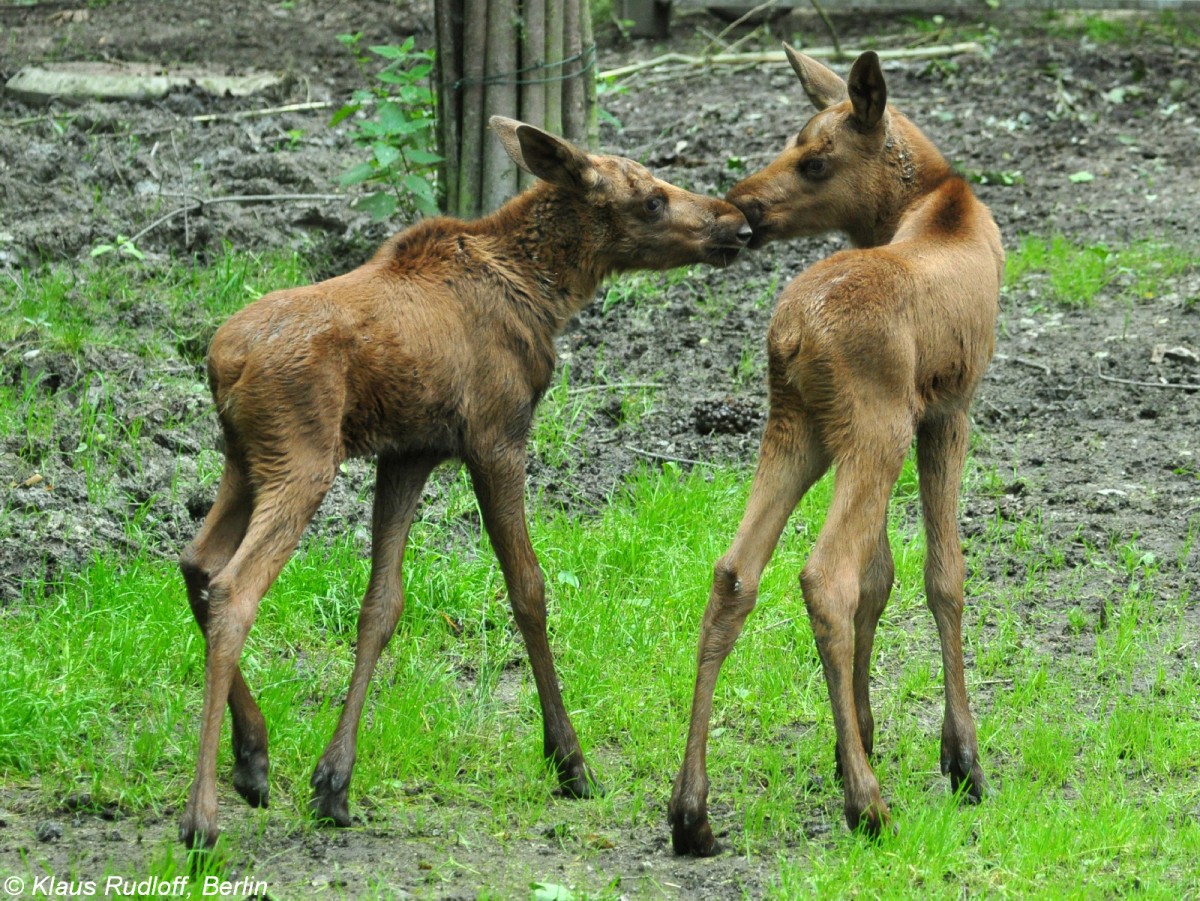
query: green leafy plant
[
  {"left": 332, "top": 33, "right": 441, "bottom": 221},
  {"left": 90, "top": 234, "right": 145, "bottom": 261}
]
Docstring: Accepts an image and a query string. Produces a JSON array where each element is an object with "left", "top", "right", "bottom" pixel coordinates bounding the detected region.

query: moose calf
[
  {"left": 669, "top": 49, "right": 1005, "bottom": 855},
  {"left": 178, "top": 116, "right": 751, "bottom": 848}
]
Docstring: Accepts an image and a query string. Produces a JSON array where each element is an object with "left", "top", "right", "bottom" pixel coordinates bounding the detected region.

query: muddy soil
[{"left": 1, "top": 1, "right": 1198, "bottom": 898}]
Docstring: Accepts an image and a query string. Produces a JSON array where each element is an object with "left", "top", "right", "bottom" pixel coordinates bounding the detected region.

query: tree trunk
[
  {"left": 482, "top": 0, "right": 518, "bottom": 212},
  {"left": 438, "top": 0, "right": 594, "bottom": 217},
  {"left": 456, "top": 0, "right": 488, "bottom": 217},
  {"left": 435, "top": 0, "right": 463, "bottom": 216},
  {"left": 517, "top": 0, "right": 546, "bottom": 191}
]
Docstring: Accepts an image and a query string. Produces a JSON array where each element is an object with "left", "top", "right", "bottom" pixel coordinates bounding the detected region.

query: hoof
[
  {"left": 179, "top": 812, "right": 219, "bottom": 850},
  {"left": 556, "top": 768, "right": 604, "bottom": 800},
  {"left": 309, "top": 763, "right": 352, "bottom": 828},
  {"left": 668, "top": 807, "right": 720, "bottom": 857},
  {"left": 846, "top": 798, "right": 892, "bottom": 839},
  {"left": 233, "top": 753, "right": 270, "bottom": 809},
  {"left": 943, "top": 750, "right": 987, "bottom": 804}
]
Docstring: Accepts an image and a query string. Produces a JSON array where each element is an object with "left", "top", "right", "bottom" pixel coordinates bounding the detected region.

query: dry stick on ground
[
  {"left": 809, "top": 0, "right": 843, "bottom": 59},
  {"left": 189, "top": 101, "right": 333, "bottom": 124},
  {"left": 126, "top": 193, "right": 343, "bottom": 246},
  {"left": 599, "top": 42, "right": 982, "bottom": 82},
  {"left": 698, "top": 0, "right": 780, "bottom": 57},
  {"left": 566, "top": 381, "right": 664, "bottom": 395},
  {"left": 624, "top": 445, "right": 709, "bottom": 467},
  {"left": 1095, "top": 363, "right": 1200, "bottom": 391}
]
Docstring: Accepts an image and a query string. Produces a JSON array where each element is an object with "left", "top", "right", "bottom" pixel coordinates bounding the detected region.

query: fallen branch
[
  {"left": 1095, "top": 363, "right": 1200, "bottom": 391},
  {"left": 599, "top": 42, "right": 982, "bottom": 81},
  {"left": 995, "top": 352, "right": 1051, "bottom": 375},
  {"left": 625, "top": 444, "right": 708, "bottom": 467},
  {"left": 189, "top": 100, "right": 335, "bottom": 123},
  {"left": 128, "top": 192, "right": 344, "bottom": 245},
  {"left": 567, "top": 381, "right": 664, "bottom": 395}
]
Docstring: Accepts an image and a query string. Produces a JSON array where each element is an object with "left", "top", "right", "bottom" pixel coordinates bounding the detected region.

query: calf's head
[
  {"left": 491, "top": 116, "right": 751, "bottom": 271},
  {"left": 725, "top": 48, "right": 907, "bottom": 249}
]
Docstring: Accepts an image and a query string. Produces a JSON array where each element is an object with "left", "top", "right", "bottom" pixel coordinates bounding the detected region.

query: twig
[
  {"left": 599, "top": 42, "right": 982, "bottom": 82},
  {"left": 189, "top": 100, "right": 336, "bottom": 124},
  {"left": 126, "top": 192, "right": 344, "bottom": 245},
  {"left": 994, "top": 352, "right": 1051, "bottom": 375},
  {"left": 625, "top": 444, "right": 708, "bottom": 467},
  {"left": 0, "top": 112, "right": 77, "bottom": 128},
  {"left": 1095, "top": 363, "right": 1200, "bottom": 391},
  {"left": 566, "top": 381, "right": 663, "bottom": 395},
  {"left": 808, "top": 0, "right": 842, "bottom": 60},
  {"left": 700, "top": 0, "right": 780, "bottom": 57}
]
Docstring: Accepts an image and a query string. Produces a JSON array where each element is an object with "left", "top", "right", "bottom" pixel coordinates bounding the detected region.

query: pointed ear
[
  {"left": 783, "top": 43, "right": 849, "bottom": 111},
  {"left": 847, "top": 51, "right": 887, "bottom": 130},
  {"left": 489, "top": 116, "right": 598, "bottom": 191}
]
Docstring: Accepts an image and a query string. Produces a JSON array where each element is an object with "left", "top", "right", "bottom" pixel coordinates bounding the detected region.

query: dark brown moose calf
[
  {"left": 669, "top": 49, "right": 1004, "bottom": 855},
  {"left": 178, "top": 116, "right": 751, "bottom": 849}
]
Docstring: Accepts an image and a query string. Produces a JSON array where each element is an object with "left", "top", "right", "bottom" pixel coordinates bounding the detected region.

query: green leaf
[
  {"left": 404, "top": 148, "right": 443, "bottom": 166},
  {"left": 339, "top": 162, "right": 377, "bottom": 187},
  {"left": 531, "top": 884, "right": 574, "bottom": 901},
  {"left": 376, "top": 101, "right": 410, "bottom": 132},
  {"left": 329, "top": 103, "right": 360, "bottom": 128},
  {"left": 1068, "top": 170, "right": 1095, "bottom": 183},
  {"left": 556, "top": 571, "right": 580, "bottom": 589},
  {"left": 353, "top": 191, "right": 398, "bottom": 221},
  {"left": 403, "top": 174, "right": 437, "bottom": 202},
  {"left": 372, "top": 142, "right": 402, "bottom": 169}
]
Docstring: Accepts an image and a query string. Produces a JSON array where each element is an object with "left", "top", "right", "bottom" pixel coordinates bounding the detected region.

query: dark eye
[
  {"left": 644, "top": 195, "right": 666, "bottom": 216},
  {"left": 800, "top": 157, "right": 829, "bottom": 180}
]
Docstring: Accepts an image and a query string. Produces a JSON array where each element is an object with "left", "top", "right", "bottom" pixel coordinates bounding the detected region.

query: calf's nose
[{"left": 736, "top": 222, "right": 754, "bottom": 245}]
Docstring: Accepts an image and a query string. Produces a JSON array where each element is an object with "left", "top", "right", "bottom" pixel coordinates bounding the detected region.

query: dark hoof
[
  {"left": 943, "top": 751, "right": 988, "bottom": 804},
  {"left": 233, "top": 753, "right": 270, "bottom": 809},
  {"left": 556, "top": 769, "right": 604, "bottom": 800},
  {"left": 179, "top": 814, "right": 218, "bottom": 851},
  {"left": 846, "top": 800, "right": 893, "bottom": 840},
  {"left": 309, "top": 764, "right": 352, "bottom": 827},
  {"left": 668, "top": 807, "right": 720, "bottom": 857}
]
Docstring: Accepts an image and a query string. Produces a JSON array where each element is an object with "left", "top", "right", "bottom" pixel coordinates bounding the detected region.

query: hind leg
[
  {"left": 180, "top": 463, "right": 334, "bottom": 849},
  {"left": 917, "top": 411, "right": 986, "bottom": 802},
  {"left": 836, "top": 519, "right": 893, "bottom": 780},
  {"left": 179, "top": 460, "right": 270, "bottom": 809},
  {"left": 468, "top": 446, "right": 599, "bottom": 799},
  {"left": 311, "top": 453, "right": 436, "bottom": 826},
  {"left": 803, "top": 425, "right": 909, "bottom": 836}
]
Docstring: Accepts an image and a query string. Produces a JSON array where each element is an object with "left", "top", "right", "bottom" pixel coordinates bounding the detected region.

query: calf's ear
[{"left": 490, "top": 116, "right": 599, "bottom": 192}]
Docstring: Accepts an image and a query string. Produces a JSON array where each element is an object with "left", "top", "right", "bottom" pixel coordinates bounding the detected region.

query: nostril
[{"left": 737, "top": 223, "right": 754, "bottom": 244}]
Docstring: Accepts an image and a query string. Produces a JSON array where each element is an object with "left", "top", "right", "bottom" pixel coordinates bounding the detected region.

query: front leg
[{"left": 468, "top": 448, "right": 600, "bottom": 798}]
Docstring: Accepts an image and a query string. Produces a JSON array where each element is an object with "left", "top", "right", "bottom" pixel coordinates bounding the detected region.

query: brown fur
[
  {"left": 178, "top": 116, "right": 750, "bottom": 849},
  {"left": 669, "top": 49, "right": 1004, "bottom": 856}
]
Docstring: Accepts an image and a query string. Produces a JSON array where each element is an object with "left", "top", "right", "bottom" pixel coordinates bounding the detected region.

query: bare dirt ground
[{"left": 1, "top": 1, "right": 1198, "bottom": 898}]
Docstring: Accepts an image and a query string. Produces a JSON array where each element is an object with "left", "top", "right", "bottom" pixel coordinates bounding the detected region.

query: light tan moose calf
[{"left": 669, "top": 48, "right": 1005, "bottom": 856}]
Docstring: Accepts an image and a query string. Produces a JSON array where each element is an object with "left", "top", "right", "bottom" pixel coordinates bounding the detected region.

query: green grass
[
  {"left": 2, "top": 243, "right": 1199, "bottom": 895},
  {"left": 1037, "top": 10, "right": 1200, "bottom": 47},
  {"left": 1004, "top": 235, "right": 1198, "bottom": 308},
  {"left": 2, "top": 458, "right": 1198, "bottom": 896}
]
